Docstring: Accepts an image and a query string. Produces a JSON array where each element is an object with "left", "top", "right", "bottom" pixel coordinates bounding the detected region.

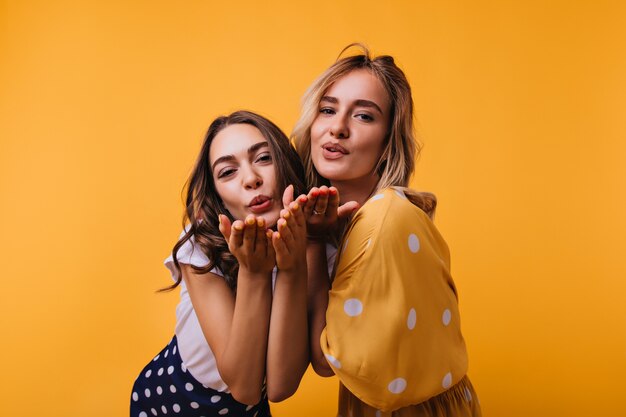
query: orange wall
[{"left": 1, "top": 1, "right": 625, "bottom": 416}]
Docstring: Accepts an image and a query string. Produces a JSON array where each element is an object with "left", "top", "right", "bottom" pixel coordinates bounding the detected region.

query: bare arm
[
  {"left": 305, "top": 240, "right": 334, "bottom": 376},
  {"left": 265, "top": 190, "right": 310, "bottom": 401},
  {"left": 302, "top": 186, "right": 359, "bottom": 376},
  {"left": 184, "top": 215, "right": 275, "bottom": 405}
]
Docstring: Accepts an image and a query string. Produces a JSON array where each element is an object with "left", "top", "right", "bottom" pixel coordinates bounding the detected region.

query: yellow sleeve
[{"left": 320, "top": 189, "right": 469, "bottom": 411}]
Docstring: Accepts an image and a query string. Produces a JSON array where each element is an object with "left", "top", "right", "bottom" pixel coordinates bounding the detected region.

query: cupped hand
[{"left": 219, "top": 214, "right": 275, "bottom": 275}]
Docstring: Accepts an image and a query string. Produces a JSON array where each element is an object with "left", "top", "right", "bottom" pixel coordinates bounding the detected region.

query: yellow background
[{"left": 1, "top": 1, "right": 625, "bottom": 416}]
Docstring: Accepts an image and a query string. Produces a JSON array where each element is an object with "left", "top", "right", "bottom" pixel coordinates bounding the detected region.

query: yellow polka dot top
[{"left": 320, "top": 188, "right": 469, "bottom": 412}]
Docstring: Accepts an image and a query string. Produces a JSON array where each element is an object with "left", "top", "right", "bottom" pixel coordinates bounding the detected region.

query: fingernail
[
  {"left": 218, "top": 214, "right": 222, "bottom": 225},
  {"left": 257, "top": 217, "right": 265, "bottom": 227},
  {"left": 283, "top": 211, "right": 290, "bottom": 219},
  {"left": 292, "top": 203, "right": 299, "bottom": 210},
  {"left": 246, "top": 217, "right": 255, "bottom": 225},
  {"left": 233, "top": 223, "right": 243, "bottom": 231}
]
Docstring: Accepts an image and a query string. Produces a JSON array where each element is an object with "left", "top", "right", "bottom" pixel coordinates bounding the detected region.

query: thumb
[
  {"left": 282, "top": 184, "right": 294, "bottom": 209},
  {"left": 218, "top": 214, "right": 232, "bottom": 240},
  {"left": 337, "top": 201, "right": 360, "bottom": 218}
]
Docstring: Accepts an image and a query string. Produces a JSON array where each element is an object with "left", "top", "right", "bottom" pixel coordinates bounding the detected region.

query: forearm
[
  {"left": 306, "top": 242, "right": 334, "bottom": 376},
  {"left": 220, "top": 272, "right": 272, "bottom": 404},
  {"left": 266, "top": 266, "right": 309, "bottom": 402}
]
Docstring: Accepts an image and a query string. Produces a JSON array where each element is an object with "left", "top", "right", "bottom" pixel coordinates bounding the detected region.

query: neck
[{"left": 331, "top": 173, "right": 380, "bottom": 207}]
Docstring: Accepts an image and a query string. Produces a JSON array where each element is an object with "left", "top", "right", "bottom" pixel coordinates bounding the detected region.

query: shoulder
[
  {"left": 350, "top": 188, "right": 431, "bottom": 234},
  {"left": 164, "top": 228, "right": 221, "bottom": 281},
  {"left": 340, "top": 188, "right": 448, "bottom": 267}
]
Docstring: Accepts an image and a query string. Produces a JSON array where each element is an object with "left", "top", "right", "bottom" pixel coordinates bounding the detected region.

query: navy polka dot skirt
[{"left": 131, "top": 336, "right": 271, "bottom": 417}]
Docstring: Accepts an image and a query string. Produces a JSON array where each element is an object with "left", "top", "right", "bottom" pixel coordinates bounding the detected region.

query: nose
[
  {"left": 329, "top": 115, "right": 349, "bottom": 139},
  {"left": 241, "top": 164, "right": 263, "bottom": 190}
]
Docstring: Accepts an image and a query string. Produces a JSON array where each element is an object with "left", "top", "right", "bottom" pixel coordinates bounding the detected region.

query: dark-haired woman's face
[
  {"left": 310, "top": 69, "right": 390, "bottom": 187},
  {"left": 209, "top": 123, "right": 282, "bottom": 226}
]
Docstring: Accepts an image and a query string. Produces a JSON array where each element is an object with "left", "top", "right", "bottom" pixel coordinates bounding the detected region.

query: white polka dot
[
  {"left": 145, "top": 369, "right": 152, "bottom": 378},
  {"left": 139, "top": 412, "right": 147, "bottom": 417},
  {"left": 408, "top": 234, "right": 420, "bottom": 253},
  {"left": 173, "top": 345, "right": 177, "bottom": 355},
  {"left": 170, "top": 385, "right": 177, "bottom": 393},
  {"left": 442, "top": 372, "right": 453, "bottom": 389},
  {"left": 343, "top": 298, "right": 363, "bottom": 317},
  {"left": 324, "top": 353, "right": 342, "bottom": 369},
  {"left": 394, "top": 189, "right": 407, "bottom": 199},
  {"left": 407, "top": 308, "right": 417, "bottom": 330},
  {"left": 190, "top": 401, "right": 200, "bottom": 409},
  {"left": 465, "top": 386, "right": 472, "bottom": 402},
  {"left": 164, "top": 349, "right": 169, "bottom": 358},
  {"left": 246, "top": 405, "right": 253, "bottom": 411},
  {"left": 185, "top": 382, "right": 194, "bottom": 391},
  {"left": 218, "top": 408, "right": 229, "bottom": 415},
  {"left": 442, "top": 309, "right": 452, "bottom": 326},
  {"left": 181, "top": 363, "right": 187, "bottom": 373},
  {"left": 132, "top": 392, "right": 138, "bottom": 401},
  {"left": 153, "top": 354, "right": 160, "bottom": 361},
  {"left": 173, "top": 403, "right": 181, "bottom": 413},
  {"left": 210, "top": 395, "right": 221, "bottom": 403},
  {"left": 371, "top": 194, "right": 384, "bottom": 201},
  {"left": 156, "top": 386, "right": 163, "bottom": 395},
  {"left": 150, "top": 408, "right": 157, "bottom": 416},
  {"left": 167, "top": 365, "right": 174, "bottom": 375},
  {"left": 157, "top": 367, "right": 164, "bottom": 376},
  {"left": 161, "top": 405, "right": 168, "bottom": 414},
  {"left": 144, "top": 388, "right": 151, "bottom": 398},
  {"left": 387, "top": 378, "right": 407, "bottom": 394}
]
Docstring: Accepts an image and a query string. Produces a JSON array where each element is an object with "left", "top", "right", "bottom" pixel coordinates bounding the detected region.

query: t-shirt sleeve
[
  {"left": 320, "top": 189, "right": 468, "bottom": 411},
  {"left": 164, "top": 229, "right": 215, "bottom": 282}
]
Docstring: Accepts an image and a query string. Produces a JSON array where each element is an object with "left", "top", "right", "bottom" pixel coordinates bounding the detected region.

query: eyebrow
[
  {"left": 320, "top": 96, "right": 384, "bottom": 115},
  {"left": 211, "top": 141, "right": 269, "bottom": 171}
]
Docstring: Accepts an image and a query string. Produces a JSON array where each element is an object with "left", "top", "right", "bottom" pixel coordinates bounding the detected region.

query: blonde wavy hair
[{"left": 292, "top": 43, "right": 436, "bottom": 217}]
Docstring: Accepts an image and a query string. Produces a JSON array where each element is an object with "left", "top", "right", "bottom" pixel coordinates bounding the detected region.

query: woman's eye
[
  {"left": 217, "top": 168, "right": 236, "bottom": 179},
  {"left": 255, "top": 152, "right": 272, "bottom": 163},
  {"left": 355, "top": 113, "right": 374, "bottom": 122},
  {"left": 319, "top": 107, "right": 335, "bottom": 115}
]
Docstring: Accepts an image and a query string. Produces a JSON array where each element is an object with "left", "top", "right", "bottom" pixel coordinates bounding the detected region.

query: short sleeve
[
  {"left": 164, "top": 229, "right": 217, "bottom": 282},
  {"left": 320, "top": 189, "right": 468, "bottom": 411}
]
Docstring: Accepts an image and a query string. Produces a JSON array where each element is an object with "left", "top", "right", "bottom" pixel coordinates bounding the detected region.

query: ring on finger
[{"left": 313, "top": 209, "right": 325, "bottom": 215}]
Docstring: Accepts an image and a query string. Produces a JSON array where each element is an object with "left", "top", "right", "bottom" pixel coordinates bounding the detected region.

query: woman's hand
[
  {"left": 273, "top": 186, "right": 308, "bottom": 271},
  {"left": 303, "top": 186, "right": 360, "bottom": 239},
  {"left": 219, "top": 214, "right": 275, "bottom": 275}
]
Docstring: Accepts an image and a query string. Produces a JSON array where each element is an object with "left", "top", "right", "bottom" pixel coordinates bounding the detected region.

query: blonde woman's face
[
  {"left": 310, "top": 69, "right": 391, "bottom": 187},
  {"left": 209, "top": 123, "right": 282, "bottom": 226}
]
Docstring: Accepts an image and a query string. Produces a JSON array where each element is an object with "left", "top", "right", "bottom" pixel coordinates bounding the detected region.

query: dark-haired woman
[{"left": 131, "top": 111, "right": 309, "bottom": 417}]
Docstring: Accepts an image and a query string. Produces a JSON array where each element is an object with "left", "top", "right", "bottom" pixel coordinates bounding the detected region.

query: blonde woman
[{"left": 294, "top": 45, "right": 482, "bottom": 416}]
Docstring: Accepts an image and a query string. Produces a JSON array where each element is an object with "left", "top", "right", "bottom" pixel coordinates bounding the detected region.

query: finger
[
  {"left": 314, "top": 186, "right": 330, "bottom": 215},
  {"left": 218, "top": 214, "right": 232, "bottom": 241},
  {"left": 304, "top": 187, "right": 320, "bottom": 218},
  {"left": 337, "top": 201, "right": 360, "bottom": 218},
  {"left": 266, "top": 230, "right": 276, "bottom": 259},
  {"left": 256, "top": 216, "right": 268, "bottom": 256},
  {"left": 272, "top": 230, "right": 288, "bottom": 258},
  {"left": 326, "top": 187, "right": 340, "bottom": 218},
  {"left": 289, "top": 199, "right": 306, "bottom": 228},
  {"left": 242, "top": 215, "right": 257, "bottom": 252},
  {"left": 277, "top": 215, "right": 295, "bottom": 248},
  {"left": 230, "top": 219, "right": 245, "bottom": 247},
  {"left": 282, "top": 184, "right": 295, "bottom": 209}
]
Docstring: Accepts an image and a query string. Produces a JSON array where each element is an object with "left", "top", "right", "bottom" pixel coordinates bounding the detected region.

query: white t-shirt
[{"left": 164, "top": 230, "right": 336, "bottom": 391}]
